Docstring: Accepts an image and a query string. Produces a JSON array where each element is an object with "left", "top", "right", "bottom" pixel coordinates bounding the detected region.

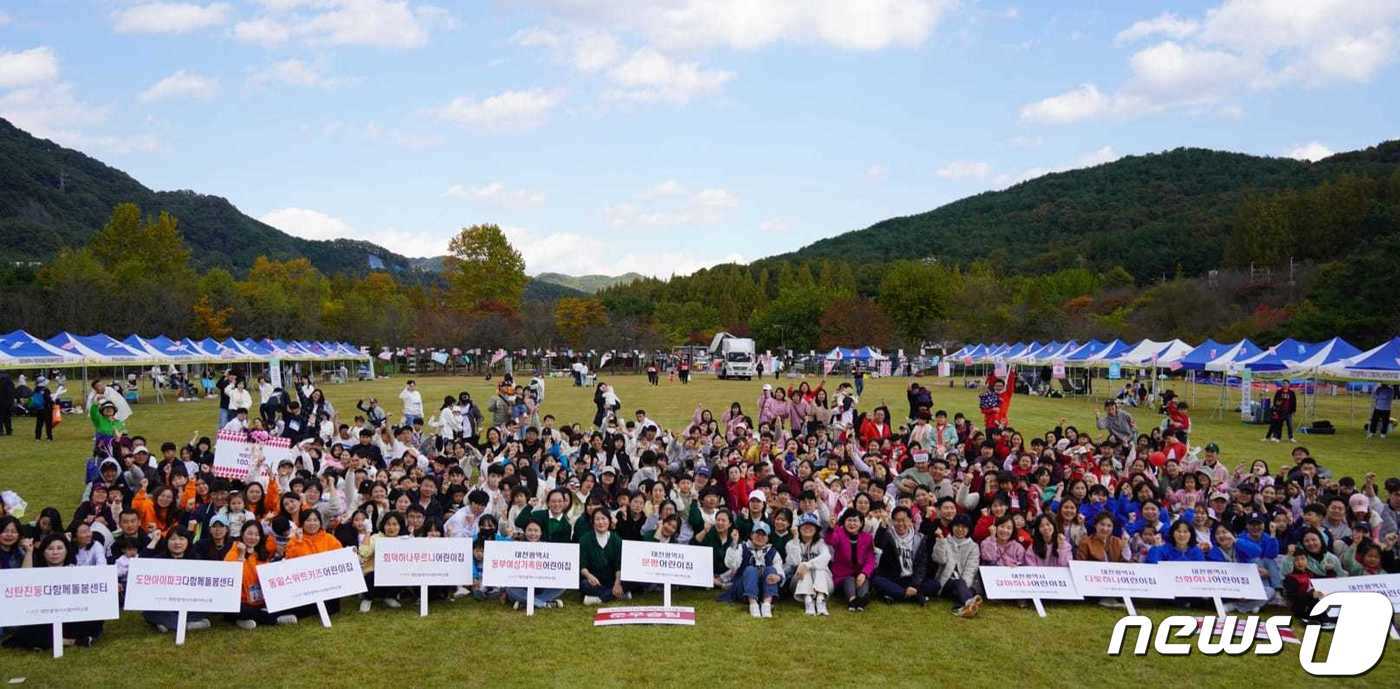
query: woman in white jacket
[{"left": 785, "top": 513, "right": 833, "bottom": 616}]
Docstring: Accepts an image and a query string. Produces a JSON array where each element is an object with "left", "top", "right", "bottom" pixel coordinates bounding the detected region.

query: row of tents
[
  {"left": 0, "top": 330, "right": 370, "bottom": 369},
  {"left": 947, "top": 336, "right": 1400, "bottom": 382}
]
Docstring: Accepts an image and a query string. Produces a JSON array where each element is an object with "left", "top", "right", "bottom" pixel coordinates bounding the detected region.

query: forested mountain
[
  {"left": 533, "top": 272, "right": 645, "bottom": 293},
  {"left": 768, "top": 142, "right": 1400, "bottom": 281}
]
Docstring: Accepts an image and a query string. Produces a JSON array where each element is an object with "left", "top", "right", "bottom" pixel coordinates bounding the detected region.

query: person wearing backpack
[{"left": 31, "top": 377, "right": 54, "bottom": 442}]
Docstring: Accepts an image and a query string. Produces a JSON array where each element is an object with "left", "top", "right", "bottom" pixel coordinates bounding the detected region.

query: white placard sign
[
  {"left": 1160, "top": 561, "right": 1266, "bottom": 600},
  {"left": 374, "top": 537, "right": 474, "bottom": 587},
  {"left": 621, "top": 541, "right": 713, "bottom": 588},
  {"left": 482, "top": 540, "right": 579, "bottom": 589},
  {"left": 256, "top": 547, "right": 366, "bottom": 614},
  {"left": 211, "top": 429, "right": 295, "bottom": 480},
  {"left": 1312, "top": 573, "right": 1400, "bottom": 613},
  {"left": 1068, "top": 561, "right": 1174, "bottom": 599},
  {"left": 124, "top": 558, "right": 242, "bottom": 613},
  {"left": 981, "top": 566, "right": 1082, "bottom": 601},
  {"left": 0, "top": 565, "right": 120, "bottom": 624},
  {"left": 0, "top": 565, "right": 119, "bottom": 657}
]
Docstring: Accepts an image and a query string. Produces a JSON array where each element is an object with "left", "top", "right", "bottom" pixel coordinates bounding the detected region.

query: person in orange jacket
[
  {"left": 225, "top": 521, "right": 297, "bottom": 629},
  {"left": 131, "top": 481, "right": 187, "bottom": 537},
  {"left": 284, "top": 509, "right": 346, "bottom": 617}
]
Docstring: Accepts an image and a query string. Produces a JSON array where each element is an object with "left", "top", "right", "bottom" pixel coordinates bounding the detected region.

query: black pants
[
  {"left": 34, "top": 409, "right": 52, "bottom": 440},
  {"left": 226, "top": 604, "right": 279, "bottom": 626},
  {"left": 2, "top": 620, "right": 103, "bottom": 648},
  {"left": 1369, "top": 408, "right": 1390, "bottom": 434},
  {"left": 928, "top": 577, "right": 976, "bottom": 607},
  {"left": 0, "top": 408, "right": 11, "bottom": 435},
  {"left": 1266, "top": 413, "right": 1293, "bottom": 440}
]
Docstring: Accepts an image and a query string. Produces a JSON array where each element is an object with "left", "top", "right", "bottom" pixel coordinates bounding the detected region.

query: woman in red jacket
[
  {"left": 859, "top": 407, "right": 892, "bottom": 446},
  {"left": 824, "top": 509, "right": 876, "bottom": 612}
]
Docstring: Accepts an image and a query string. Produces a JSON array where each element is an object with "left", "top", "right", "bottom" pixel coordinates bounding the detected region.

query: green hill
[
  {"left": 533, "top": 272, "right": 645, "bottom": 293},
  {"left": 768, "top": 142, "right": 1400, "bottom": 280}
]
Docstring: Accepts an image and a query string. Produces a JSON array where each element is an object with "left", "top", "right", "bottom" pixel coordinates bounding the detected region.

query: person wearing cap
[
  {"left": 735, "top": 488, "right": 771, "bottom": 540},
  {"left": 785, "top": 513, "right": 832, "bottom": 615},
  {"left": 825, "top": 509, "right": 875, "bottom": 612},
  {"left": 725, "top": 520, "right": 785, "bottom": 618},
  {"left": 926, "top": 513, "right": 982, "bottom": 617},
  {"left": 897, "top": 450, "right": 936, "bottom": 491},
  {"left": 194, "top": 513, "right": 233, "bottom": 560}
]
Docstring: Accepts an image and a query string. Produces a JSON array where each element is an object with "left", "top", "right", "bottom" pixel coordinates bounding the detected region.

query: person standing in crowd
[
  {"left": 216, "top": 370, "right": 235, "bottom": 429},
  {"left": 852, "top": 362, "right": 865, "bottom": 396},
  {"left": 31, "top": 376, "right": 54, "bottom": 442},
  {"left": 1265, "top": 380, "right": 1298, "bottom": 443},
  {"left": 399, "top": 380, "right": 423, "bottom": 427},
  {"left": 1369, "top": 384, "right": 1393, "bottom": 439},
  {"left": 0, "top": 373, "right": 14, "bottom": 436}
]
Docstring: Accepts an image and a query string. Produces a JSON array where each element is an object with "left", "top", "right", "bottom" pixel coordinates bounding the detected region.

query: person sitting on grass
[{"left": 726, "top": 520, "right": 784, "bottom": 618}]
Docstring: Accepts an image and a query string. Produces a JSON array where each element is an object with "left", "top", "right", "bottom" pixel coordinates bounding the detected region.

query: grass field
[{"left": 1, "top": 372, "right": 1396, "bottom": 688}]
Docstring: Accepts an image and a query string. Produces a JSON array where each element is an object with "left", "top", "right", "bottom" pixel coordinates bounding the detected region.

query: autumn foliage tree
[
  {"left": 443, "top": 224, "right": 529, "bottom": 314},
  {"left": 818, "top": 297, "right": 894, "bottom": 350},
  {"left": 553, "top": 297, "right": 609, "bottom": 348}
]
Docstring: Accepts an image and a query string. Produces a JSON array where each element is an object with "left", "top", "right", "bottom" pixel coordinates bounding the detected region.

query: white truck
[{"left": 709, "top": 332, "right": 756, "bottom": 380}]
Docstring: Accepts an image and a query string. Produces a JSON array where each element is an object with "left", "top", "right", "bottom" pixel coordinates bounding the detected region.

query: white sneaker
[
  {"left": 760, "top": 601, "right": 773, "bottom": 618},
  {"left": 816, "top": 597, "right": 829, "bottom": 616},
  {"left": 583, "top": 595, "right": 602, "bottom": 606},
  {"left": 186, "top": 619, "right": 211, "bottom": 631},
  {"left": 552, "top": 599, "right": 565, "bottom": 609},
  {"left": 1288, "top": 438, "right": 1296, "bottom": 443},
  {"left": 623, "top": 591, "right": 633, "bottom": 600},
  {"left": 382, "top": 597, "right": 401, "bottom": 609},
  {"left": 453, "top": 586, "right": 470, "bottom": 599},
  {"left": 1270, "top": 437, "right": 1280, "bottom": 443},
  {"left": 512, "top": 601, "right": 522, "bottom": 611},
  {"left": 804, "top": 596, "right": 816, "bottom": 616},
  {"left": 276, "top": 614, "right": 298, "bottom": 625},
  {"left": 235, "top": 619, "right": 256, "bottom": 630},
  {"left": 155, "top": 624, "right": 170, "bottom": 634},
  {"left": 749, "top": 600, "right": 761, "bottom": 618},
  {"left": 359, "top": 600, "right": 372, "bottom": 613}
]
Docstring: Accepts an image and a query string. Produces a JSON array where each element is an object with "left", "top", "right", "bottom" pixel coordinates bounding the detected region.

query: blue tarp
[{"left": 1348, "top": 337, "right": 1400, "bottom": 372}]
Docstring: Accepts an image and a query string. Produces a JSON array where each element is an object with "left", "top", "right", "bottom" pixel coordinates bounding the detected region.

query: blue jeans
[
  {"left": 507, "top": 587, "right": 562, "bottom": 607},
  {"left": 740, "top": 566, "right": 780, "bottom": 602}
]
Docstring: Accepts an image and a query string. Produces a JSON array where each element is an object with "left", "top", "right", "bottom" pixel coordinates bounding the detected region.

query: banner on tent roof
[{"left": 212, "top": 430, "right": 292, "bottom": 480}]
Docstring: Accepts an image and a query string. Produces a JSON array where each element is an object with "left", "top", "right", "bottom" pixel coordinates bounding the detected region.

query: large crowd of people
[{"left": 1, "top": 366, "right": 1397, "bottom": 650}]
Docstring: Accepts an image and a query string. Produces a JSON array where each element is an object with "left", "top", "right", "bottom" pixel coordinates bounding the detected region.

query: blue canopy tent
[
  {"left": 123, "top": 335, "right": 173, "bottom": 362},
  {"left": 1336, "top": 337, "right": 1400, "bottom": 382},
  {"left": 144, "top": 336, "right": 204, "bottom": 361},
  {"left": 1064, "top": 339, "right": 1107, "bottom": 362},
  {"left": 1238, "top": 338, "right": 1320, "bottom": 374},
  {"left": 48, "top": 332, "right": 146, "bottom": 364},
  {"left": 1290, "top": 337, "right": 1360, "bottom": 371},
  {"left": 0, "top": 330, "right": 82, "bottom": 368}
]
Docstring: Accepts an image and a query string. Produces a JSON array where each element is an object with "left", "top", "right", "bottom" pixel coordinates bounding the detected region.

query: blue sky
[{"left": 2, "top": 1, "right": 1397, "bottom": 277}]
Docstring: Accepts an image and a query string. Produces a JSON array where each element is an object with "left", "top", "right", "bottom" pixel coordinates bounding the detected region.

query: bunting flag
[
  {"left": 489, "top": 349, "right": 507, "bottom": 366},
  {"left": 377, "top": 350, "right": 393, "bottom": 361}
]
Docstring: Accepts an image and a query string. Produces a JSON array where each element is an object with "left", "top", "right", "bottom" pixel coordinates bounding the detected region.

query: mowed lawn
[{"left": 1, "top": 372, "right": 1396, "bottom": 688}]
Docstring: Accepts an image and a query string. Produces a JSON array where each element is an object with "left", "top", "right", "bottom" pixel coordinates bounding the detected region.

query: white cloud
[
  {"left": 139, "top": 70, "right": 219, "bottom": 103},
  {"left": 759, "top": 218, "right": 793, "bottom": 233},
  {"left": 935, "top": 160, "right": 991, "bottom": 180},
  {"left": 433, "top": 88, "right": 563, "bottom": 131},
  {"left": 865, "top": 163, "right": 887, "bottom": 180},
  {"left": 259, "top": 207, "right": 354, "bottom": 240},
  {"left": 603, "top": 48, "right": 733, "bottom": 104},
  {"left": 1019, "top": 83, "right": 1112, "bottom": 124},
  {"left": 1115, "top": 12, "right": 1199, "bottom": 45},
  {"left": 1285, "top": 142, "right": 1334, "bottom": 162},
  {"left": 113, "top": 2, "right": 230, "bottom": 34},
  {"left": 534, "top": 0, "right": 954, "bottom": 52},
  {"left": 0, "top": 47, "right": 59, "bottom": 88},
  {"left": 443, "top": 182, "right": 546, "bottom": 209},
  {"left": 502, "top": 225, "right": 744, "bottom": 277},
  {"left": 233, "top": 18, "right": 292, "bottom": 45},
  {"left": 514, "top": 28, "right": 622, "bottom": 72},
  {"left": 603, "top": 181, "right": 739, "bottom": 228},
  {"left": 0, "top": 82, "right": 107, "bottom": 142},
  {"left": 248, "top": 59, "right": 342, "bottom": 88},
  {"left": 1027, "top": 1, "right": 1400, "bottom": 124},
  {"left": 318, "top": 119, "right": 444, "bottom": 150},
  {"left": 236, "top": 0, "right": 446, "bottom": 49}
]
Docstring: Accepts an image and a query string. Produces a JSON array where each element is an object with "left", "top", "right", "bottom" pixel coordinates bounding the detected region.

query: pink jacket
[
  {"left": 1021, "top": 539, "right": 1072, "bottom": 567},
  {"left": 825, "top": 528, "right": 876, "bottom": 582},
  {"left": 980, "top": 538, "right": 1026, "bottom": 566},
  {"left": 758, "top": 391, "right": 790, "bottom": 429}
]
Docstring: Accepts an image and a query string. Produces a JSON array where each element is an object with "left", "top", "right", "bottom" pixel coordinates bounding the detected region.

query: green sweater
[
  {"left": 693, "top": 527, "right": 736, "bottom": 575},
  {"left": 89, "top": 403, "right": 124, "bottom": 436},
  {"left": 579, "top": 531, "right": 622, "bottom": 579},
  {"left": 515, "top": 508, "right": 574, "bottom": 543}
]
